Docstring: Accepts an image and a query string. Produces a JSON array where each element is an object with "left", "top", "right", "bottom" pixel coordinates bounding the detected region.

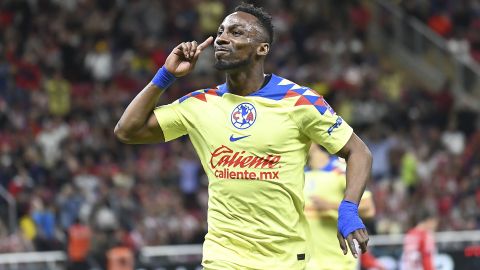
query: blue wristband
[
  {"left": 151, "top": 66, "right": 176, "bottom": 89},
  {"left": 338, "top": 200, "right": 366, "bottom": 238}
]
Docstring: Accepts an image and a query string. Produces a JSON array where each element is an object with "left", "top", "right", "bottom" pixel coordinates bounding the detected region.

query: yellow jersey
[
  {"left": 304, "top": 158, "right": 370, "bottom": 270},
  {"left": 154, "top": 74, "right": 353, "bottom": 269}
]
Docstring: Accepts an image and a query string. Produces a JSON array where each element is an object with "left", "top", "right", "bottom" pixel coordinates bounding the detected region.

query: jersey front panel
[{"left": 153, "top": 74, "right": 353, "bottom": 270}]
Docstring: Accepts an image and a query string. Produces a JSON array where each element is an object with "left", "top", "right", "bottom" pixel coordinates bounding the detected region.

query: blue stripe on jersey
[{"left": 217, "top": 74, "right": 304, "bottom": 101}]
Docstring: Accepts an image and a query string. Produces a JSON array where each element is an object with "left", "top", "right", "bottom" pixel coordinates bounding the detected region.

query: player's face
[{"left": 214, "top": 12, "right": 268, "bottom": 71}]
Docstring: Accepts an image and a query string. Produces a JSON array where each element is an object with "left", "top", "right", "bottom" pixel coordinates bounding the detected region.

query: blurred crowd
[
  {"left": 399, "top": 0, "right": 480, "bottom": 62},
  {"left": 0, "top": 0, "right": 479, "bottom": 267}
]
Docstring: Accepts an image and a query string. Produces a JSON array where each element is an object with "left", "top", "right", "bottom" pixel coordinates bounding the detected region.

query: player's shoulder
[
  {"left": 175, "top": 87, "right": 227, "bottom": 105},
  {"left": 245, "top": 74, "right": 318, "bottom": 102},
  {"left": 246, "top": 74, "right": 335, "bottom": 115}
]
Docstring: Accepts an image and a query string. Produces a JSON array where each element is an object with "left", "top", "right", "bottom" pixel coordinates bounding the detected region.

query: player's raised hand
[{"left": 164, "top": 36, "right": 214, "bottom": 77}]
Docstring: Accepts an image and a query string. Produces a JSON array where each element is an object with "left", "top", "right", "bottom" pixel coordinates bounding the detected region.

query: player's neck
[{"left": 225, "top": 66, "right": 266, "bottom": 96}]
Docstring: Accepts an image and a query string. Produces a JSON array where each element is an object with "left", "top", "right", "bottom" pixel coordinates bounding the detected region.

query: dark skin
[{"left": 114, "top": 11, "right": 372, "bottom": 258}]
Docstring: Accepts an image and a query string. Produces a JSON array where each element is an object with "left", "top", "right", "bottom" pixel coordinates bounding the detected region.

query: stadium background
[{"left": 0, "top": 0, "right": 479, "bottom": 269}]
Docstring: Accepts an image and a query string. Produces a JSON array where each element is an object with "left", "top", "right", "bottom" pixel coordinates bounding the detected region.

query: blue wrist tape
[
  {"left": 338, "top": 200, "right": 366, "bottom": 238},
  {"left": 151, "top": 66, "right": 176, "bottom": 89}
]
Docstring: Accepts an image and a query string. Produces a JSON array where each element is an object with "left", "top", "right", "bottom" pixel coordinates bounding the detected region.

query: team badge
[{"left": 231, "top": 103, "right": 257, "bottom": 129}]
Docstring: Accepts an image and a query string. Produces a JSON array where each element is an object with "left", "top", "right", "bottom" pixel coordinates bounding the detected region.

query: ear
[{"left": 256, "top": 43, "right": 270, "bottom": 56}]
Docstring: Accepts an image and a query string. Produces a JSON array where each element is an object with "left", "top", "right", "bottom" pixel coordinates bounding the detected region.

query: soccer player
[
  {"left": 304, "top": 144, "right": 382, "bottom": 270},
  {"left": 114, "top": 3, "right": 372, "bottom": 269},
  {"left": 401, "top": 210, "right": 438, "bottom": 270}
]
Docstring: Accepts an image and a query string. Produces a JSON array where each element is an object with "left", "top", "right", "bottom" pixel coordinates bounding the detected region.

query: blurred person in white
[
  {"left": 36, "top": 117, "right": 70, "bottom": 168},
  {"left": 85, "top": 40, "right": 113, "bottom": 83},
  {"left": 441, "top": 117, "right": 465, "bottom": 156},
  {"left": 401, "top": 208, "right": 439, "bottom": 270}
]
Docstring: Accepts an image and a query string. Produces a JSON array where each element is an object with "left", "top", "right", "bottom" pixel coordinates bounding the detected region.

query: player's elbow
[
  {"left": 114, "top": 124, "right": 134, "bottom": 144},
  {"left": 352, "top": 138, "right": 372, "bottom": 164},
  {"left": 363, "top": 144, "right": 373, "bottom": 165}
]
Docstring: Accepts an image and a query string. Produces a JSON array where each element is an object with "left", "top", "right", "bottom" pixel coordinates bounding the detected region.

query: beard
[{"left": 214, "top": 57, "right": 252, "bottom": 71}]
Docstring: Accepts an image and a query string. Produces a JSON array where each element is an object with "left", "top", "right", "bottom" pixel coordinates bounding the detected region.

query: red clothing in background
[{"left": 401, "top": 227, "right": 435, "bottom": 270}]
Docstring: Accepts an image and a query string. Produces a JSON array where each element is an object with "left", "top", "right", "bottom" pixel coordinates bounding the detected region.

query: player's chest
[{"left": 191, "top": 99, "right": 300, "bottom": 152}]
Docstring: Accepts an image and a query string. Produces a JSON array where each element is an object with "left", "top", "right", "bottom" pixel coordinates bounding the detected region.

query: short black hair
[{"left": 234, "top": 3, "right": 274, "bottom": 44}]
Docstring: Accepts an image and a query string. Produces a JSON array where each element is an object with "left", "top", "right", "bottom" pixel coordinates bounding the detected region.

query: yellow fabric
[
  {"left": 45, "top": 78, "right": 71, "bottom": 116},
  {"left": 19, "top": 216, "right": 37, "bottom": 240},
  {"left": 154, "top": 74, "right": 353, "bottom": 269},
  {"left": 304, "top": 166, "right": 371, "bottom": 270},
  {"left": 197, "top": 1, "right": 225, "bottom": 34}
]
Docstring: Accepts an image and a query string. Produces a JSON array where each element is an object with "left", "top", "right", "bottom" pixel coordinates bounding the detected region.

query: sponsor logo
[
  {"left": 327, "top": 116, "right": 343, "bottom": 135},
  {"left": 231, "top": 103, "right": 256, "bottom": 129},
  {"left": 210, "top": 145, "right": 281, "bottom": 180},
  {"left": 229, "top": 134, "right": 250, "bottom": 142}
]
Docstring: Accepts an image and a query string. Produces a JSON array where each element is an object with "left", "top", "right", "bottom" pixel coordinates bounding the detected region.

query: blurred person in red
[
  {"left": 67, "top": 217, "right": 92, "bottom": 270},
  {"left": 428, "top": 11, "right": 452, "bottom": 37},
  {"left": 400, "top": 209, "right": 439, "bottom": 270}
]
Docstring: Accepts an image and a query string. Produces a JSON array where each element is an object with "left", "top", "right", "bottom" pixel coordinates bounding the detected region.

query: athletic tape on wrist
[
  {"left": 151, "top": 66, "right": 176, "bottom": 89},
  {"left": 338, "top": 200, "right": 366, "bottom": 238}
]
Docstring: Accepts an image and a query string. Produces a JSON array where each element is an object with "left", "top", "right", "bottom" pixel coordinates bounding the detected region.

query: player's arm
[
  {"left": 335, "top": 133, "right": 372, "bottom": 258},
  {"left": 336, "top": 133, "right": 372, "bottom": 204},
  {"left": 114, "top": 37, "right": 213, "bottom": 144}
]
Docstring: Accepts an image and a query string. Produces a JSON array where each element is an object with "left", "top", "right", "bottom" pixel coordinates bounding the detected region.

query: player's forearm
[
  {"left": 114, "top": 83, "right": 164, "bottom": 140},
  {"left": 343, "top": 142, "right": 372, "bottom": 204}
]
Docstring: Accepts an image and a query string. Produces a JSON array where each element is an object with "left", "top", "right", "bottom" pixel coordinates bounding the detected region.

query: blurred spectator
[
  {"left": 398, "top": 0, "right": 480, "bottom": 63},
  {"left": 67, "top": 218, "right": 92, "bottom": 270},
  {"left": 401, "top": 209, "right": 439, "bottom": 270},
  {"left": 197, "top": 0, "right": 226, "bottom": 36},
  {"left": 36, "top": 117, "right": 70, "bottom": 168},
  {"left": 31, "top": 197, "right": 58, "bottom": 250},
  {"left": 45, "top": 69, "right": 71, "bottom": 117},
  {"left": 0, "top": 220, "right": 34, "bottom": 253},
  {"left": 85, "top": 40, "right": 113, "bottom": 83},
  {"left": 177, "top": 142, "right": 201, "bottom": 210},
  {"left": 57, "top": 184, "right": 85, "bottom": 230},
  {"left": 428, "top": 11, "right": 453, "bottom": 37}
]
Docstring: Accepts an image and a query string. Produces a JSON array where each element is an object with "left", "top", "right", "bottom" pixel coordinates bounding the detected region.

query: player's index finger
[{"left": 197, "top": 36, "right": 213, "bottom": 51}]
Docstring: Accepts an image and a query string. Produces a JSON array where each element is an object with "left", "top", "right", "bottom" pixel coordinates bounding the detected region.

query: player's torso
[
  {"left": 178, "top": 79, "right": 312, "bottom": 269},
  {"left": 186, "top": 92, "right": 309, "bottom": 230},
  {"left": 189, "top": 93, "right": 307, "bottom": 182}
]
